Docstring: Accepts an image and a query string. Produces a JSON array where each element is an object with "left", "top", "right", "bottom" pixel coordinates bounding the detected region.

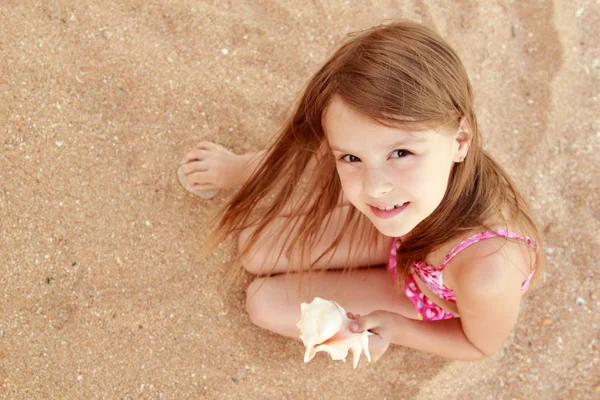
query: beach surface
[{"left": 1, "top": 0, "right": 598, "bottom": 398}]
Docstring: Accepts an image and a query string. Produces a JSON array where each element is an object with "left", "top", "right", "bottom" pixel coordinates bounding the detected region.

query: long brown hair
[{"left": 207, "top": 20, "right": 543, "bottom": 285}]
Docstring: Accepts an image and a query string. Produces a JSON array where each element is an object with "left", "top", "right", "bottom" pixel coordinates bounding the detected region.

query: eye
[
  {"left": 390, "top": 149, "right": 412, "bottom": 159},
  {"left": 341, "top": 154, "right": 361, "bottom": 163}
]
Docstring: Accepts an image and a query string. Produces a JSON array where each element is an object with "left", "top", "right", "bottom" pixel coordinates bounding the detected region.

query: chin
[{"left": 368, "top": 217, "right": 415, "bottom": 238}]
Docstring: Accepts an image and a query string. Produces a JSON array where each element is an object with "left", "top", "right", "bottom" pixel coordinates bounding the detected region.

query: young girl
[{"left": 178, "top": 20, "right": 542, "bottom": 362}]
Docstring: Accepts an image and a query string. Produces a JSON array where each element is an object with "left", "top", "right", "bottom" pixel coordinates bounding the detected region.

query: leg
[
  {"left": 239, "top": 204, "right": 393, "bottom": 275},
  {"left": 180, "top": 142, "right": 393, "bottom": 273},
  {"left": 245, "top": 268, "right": 417, "bottom": 340},
  {"left": 179, "top": 141, "right": 326, "bottom": 206},
  {"left": 179, "top": 141, "right": 265, "bottom": 193}
]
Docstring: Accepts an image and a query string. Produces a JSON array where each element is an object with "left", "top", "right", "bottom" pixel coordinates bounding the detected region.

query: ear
[{"left": 453, "top": 118, "right": 473, "bottom": 162}]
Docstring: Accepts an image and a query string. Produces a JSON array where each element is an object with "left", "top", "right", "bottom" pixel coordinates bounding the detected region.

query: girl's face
[{"left": 324, "top": 96, "right": 468, "bottom": 238}]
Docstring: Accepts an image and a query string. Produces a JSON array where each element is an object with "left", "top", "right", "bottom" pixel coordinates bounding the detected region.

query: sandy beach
[{"left": 1, "top": 0, "right": 598, "bottom": 398}]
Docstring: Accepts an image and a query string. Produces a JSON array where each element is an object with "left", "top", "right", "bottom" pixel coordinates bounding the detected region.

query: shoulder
[
  {"left": 442, "top": 232, "right": 532, "bottom": 356},
  {"left": 443, "top": 232, "right": 532, "bottom": 297}
]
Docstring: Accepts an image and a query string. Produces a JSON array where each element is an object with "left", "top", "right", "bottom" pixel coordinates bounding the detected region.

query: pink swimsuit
[{"left": 387, "top": 230, "right": 537, "bottom": 321}]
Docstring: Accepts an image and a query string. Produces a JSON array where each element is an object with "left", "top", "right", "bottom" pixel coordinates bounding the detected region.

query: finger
[
  {"left": 351, "top": 314, "right": 379, "bottom": 334},
  {"left": 349, "top": 315, "right": 365, "bottom": 333},
  {"left": 346, "top": 312, "right": 355, "bottom": 319}
]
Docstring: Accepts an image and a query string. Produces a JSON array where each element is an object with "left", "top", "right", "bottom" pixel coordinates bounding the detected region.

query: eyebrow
[{"left": 329, "top": 136, "right": 427, "bottom": 153}]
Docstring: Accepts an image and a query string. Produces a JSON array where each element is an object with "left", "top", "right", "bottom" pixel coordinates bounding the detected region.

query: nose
[{"left": 363, "top": 167, "right": 393, "bottom": 198}]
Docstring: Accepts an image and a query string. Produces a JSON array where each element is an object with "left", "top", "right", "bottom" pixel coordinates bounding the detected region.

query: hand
[{"left": 347, "top": 310, "right": 402, "bottom": 362}]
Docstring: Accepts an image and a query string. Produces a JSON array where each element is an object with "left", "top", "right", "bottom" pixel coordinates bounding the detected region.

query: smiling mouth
[
  {"left": 369, "top": 202, "right": 409, "bottom": 219},
  {"left": 372, "top": 202, "right": 407, "bottom": 211}
]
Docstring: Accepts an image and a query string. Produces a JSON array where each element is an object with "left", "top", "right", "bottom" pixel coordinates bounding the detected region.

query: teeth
[{"left": 375, "top": 203, "right": 403, "bottom": 211}]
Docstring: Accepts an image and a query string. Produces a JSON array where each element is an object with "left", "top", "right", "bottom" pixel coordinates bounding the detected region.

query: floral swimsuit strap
[{"left": 437, "top": 229, "right": 537, "bottom": 272}]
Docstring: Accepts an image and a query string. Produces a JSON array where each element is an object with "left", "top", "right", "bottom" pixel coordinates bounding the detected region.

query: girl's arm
[
  {"left": 352, "top": 241, "right": 526, "bottom": 361},
  {"left": 395, "top": 316, "right": 490, "bottom": 361}
]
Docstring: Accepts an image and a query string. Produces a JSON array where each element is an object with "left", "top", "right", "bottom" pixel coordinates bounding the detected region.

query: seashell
[{"left": 296, "top": 297, "right": 372, "bottom": 368}]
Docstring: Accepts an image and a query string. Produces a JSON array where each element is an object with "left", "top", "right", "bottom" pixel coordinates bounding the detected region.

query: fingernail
[{"left": 351, "top": 323, "right": 358, "bottom": 331}]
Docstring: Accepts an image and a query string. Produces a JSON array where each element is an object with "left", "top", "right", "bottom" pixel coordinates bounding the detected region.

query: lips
[{"left": 368, "top": 202, "right": 409, "bottom": 219}]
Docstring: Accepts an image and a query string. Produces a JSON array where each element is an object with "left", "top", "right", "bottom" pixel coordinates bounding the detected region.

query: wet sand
[{"left": 1, "top": 0, "right": 598, "bottom": 398}]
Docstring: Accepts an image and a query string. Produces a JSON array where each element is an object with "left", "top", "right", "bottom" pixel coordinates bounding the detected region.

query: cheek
[
  {"left": 336, "top": 166, "right": 361, "bottom": 195},
  {"left": 391, "top": 159, "right": 450, "bottom": 197},
  {"left": 388, "top": 163, "right": 422, "bottom": 189},
  {"left": 419, "top": 166, "right": 452, "bottom": 202}
]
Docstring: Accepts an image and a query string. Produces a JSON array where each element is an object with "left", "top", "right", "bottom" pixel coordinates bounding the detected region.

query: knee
[
  {"left": 238, "top": 231, "right": 262, "bottom": 275},
  {"left": 245, "top": 278, "right": 271, "bottom": 329},
  {"left": 239, "top": 252, "right": 262, "bottom": 276},
  {"left": 238, "top": 230, "right": 286, "bottom": 275}
]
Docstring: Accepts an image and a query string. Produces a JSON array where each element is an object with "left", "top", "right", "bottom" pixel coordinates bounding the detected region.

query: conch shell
[{"left": 297, "top": 297, "right": 372, "bottom": 368}]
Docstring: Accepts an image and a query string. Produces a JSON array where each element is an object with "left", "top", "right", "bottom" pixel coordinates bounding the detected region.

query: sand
[{"left": 1, "top": 0, "right": 598, "bottom": 398}]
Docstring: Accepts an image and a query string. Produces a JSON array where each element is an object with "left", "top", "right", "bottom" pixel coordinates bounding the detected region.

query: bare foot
[{"left": 179, "top": 141, "right": 259, "bottom": 194}]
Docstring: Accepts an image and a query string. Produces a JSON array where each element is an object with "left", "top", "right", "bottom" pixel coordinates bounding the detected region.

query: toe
[
  {"left": 195, "top": 141, "right": 217, "bottom": 150},
  {"left": 191, "top": 183, "right": 216, "bottom": 191},
  {"left": 181, "top": 148, "right": 208, "bottom": 164},
  {"left": 181, "top": 160, "right": 207, "bottom": 175},
  {"left": 186, "top": 171, "right": 212, "bottom": 187}
]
